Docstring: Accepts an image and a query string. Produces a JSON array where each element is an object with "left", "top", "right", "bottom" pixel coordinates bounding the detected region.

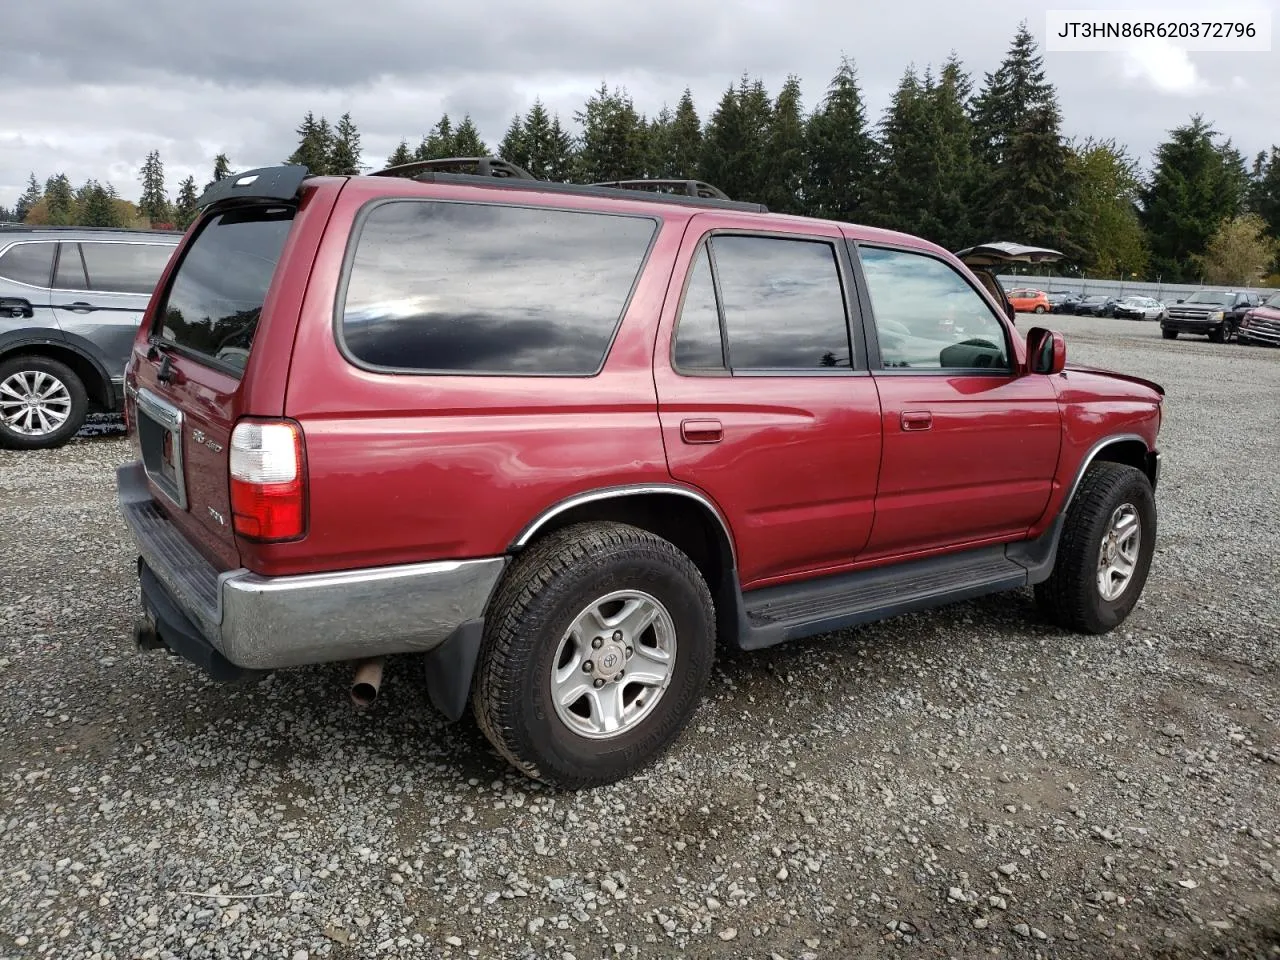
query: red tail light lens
[{"left": 229, "top": 419, "right": 306, "bottom": 541}]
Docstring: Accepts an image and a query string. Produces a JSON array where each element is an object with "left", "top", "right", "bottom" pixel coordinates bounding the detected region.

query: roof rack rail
[
  {"left": 589, "top": 178, "right": 733, "bottom": 201},
  {"left": 372, "top": 156, "right": 536, "bottom": 180},
  {"left": 0, "top": 223, "right": 184, "bottom": 235}
]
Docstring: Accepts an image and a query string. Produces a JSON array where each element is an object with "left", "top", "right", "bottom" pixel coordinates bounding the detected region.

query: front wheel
[
  {"left": 1162, "top": 328, "right": 1178, "bottom": 340},
  {"left": 0, "top": 355, "right": 89, "bottom": 450},
  {"left": 473, "top": 522, "right": 716, "bottom": 789},
  {"left": 1035, "top": 462, "right": 1156, "bottom": 634},
  {"left": 1034, "top": 305, "right": 1046, "bottom": 314}
]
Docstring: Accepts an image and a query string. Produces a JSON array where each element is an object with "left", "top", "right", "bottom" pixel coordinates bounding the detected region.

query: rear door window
[
  {"left": 154, "top": 206, "right": 295, "bottom": 375},
  {"left": 339, "top": 200, "right": 658, "bottom": 375},
  {"left": 0, "top": 242, "right": 55, "bottom": 287},
  {"left": 79, "top": 242, "right": 174, "bottom": 295}
]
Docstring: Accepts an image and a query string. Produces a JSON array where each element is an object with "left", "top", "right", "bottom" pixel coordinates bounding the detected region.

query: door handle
[
  {"left": 901, "top": 411, "right": 933, "bottom": 431},
  {"left": 55, "top": 301, "right": 97, "bottom": 313},
  {"left": 680, "top": 418, "right": 723, "bottom": 444}
]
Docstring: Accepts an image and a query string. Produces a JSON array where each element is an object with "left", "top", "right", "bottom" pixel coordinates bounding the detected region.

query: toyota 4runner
[{"left": 116, "top": 159, "right": 1165, "bottom": 788}]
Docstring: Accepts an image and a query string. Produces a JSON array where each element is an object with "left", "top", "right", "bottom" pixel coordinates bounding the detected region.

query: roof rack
[
  {"left": 371, "top": 156, "right": 536, "bottom": 180},
  {"left": 589, "top": 178, "right": 733, "bottom": 201},
  {"left": 0, "top": 223, "right": 183, "bottom": 235}
]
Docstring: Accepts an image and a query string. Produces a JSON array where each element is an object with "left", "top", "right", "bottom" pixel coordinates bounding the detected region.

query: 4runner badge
[
  {"left": 191, "top": 429, "right": 223, "bottom": 453},
  {"left": 207, "top": 506, "right": 226, "bottom": 526}
]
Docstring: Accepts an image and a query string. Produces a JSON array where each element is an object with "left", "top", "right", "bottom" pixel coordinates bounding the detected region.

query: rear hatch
[{"left": 127, "top": 202, "right": 300, "bottom": 571}]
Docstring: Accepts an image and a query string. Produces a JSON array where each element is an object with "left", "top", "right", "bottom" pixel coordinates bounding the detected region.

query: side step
[{"left": 739, "top": 545, "right": 1031, "bottom": 651}]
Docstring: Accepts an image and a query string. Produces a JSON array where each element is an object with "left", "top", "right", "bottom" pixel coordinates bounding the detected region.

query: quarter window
[
  {"left": 0, "top": 242, "right": 55, "bottom": 287},
  {"left": 858, "top": 246, "right": 1011, "bottom": 372},
  {"left": 671, "top": 234, "right": 853, "bottom": 373},
  {"left": 340, "top": 200, "right": 657, "bottom": 375}
]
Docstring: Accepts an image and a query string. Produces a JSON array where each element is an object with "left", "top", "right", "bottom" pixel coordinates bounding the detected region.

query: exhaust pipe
[
  {"left": 350, "top": 657, "right": 385, "bottom": 709},
  {"left": 133, "top": 616, "right": 164, "bottom": 651}
]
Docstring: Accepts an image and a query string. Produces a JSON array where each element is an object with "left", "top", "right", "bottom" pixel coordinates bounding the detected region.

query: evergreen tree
[
  {"left": 668, "top": 89, "right": 703, "bottom": 180},
  {"left": 15, "top": 173, "right": 42, "bottom": 222},
  {"left": 764, "top": 76, "right": 806, "bottom": 214},
  {"left": 212, "top": 153, "right": 231, "bottom": 181},
  {"left": 0, "top": 205, "right": 14, "bottom": 223},
  {"left": 137, "top": 151, "right": 169, "bottom": 224},
  {"left": 1141, "top": 115, "right": 1246, "bottom": 281},
  {"left": 75, "top": 180, "right": 120, "bottom": 227},
  {"left": 971, "top": 21, "right": 1055, "bottom": 169},
  {"left": 415, "top": 115, "right": 455, "bottom": 160},
  {"left": 985, "top": 101, "right": 1080, "bottom": 256},
  {"left": 1246, "top": 146, "right": 1280, "bottom": 258},
  {"left": 803, "top": 57, "right": 876, "bottom": 222},
  {"left": 544, "top": 114, "right": 576, "bottom": 181},
  {"left": 700, "top": 83, "right": 744, "bottom": 197},
  {"left": 452, "top": 115, "right": 488, "bottom": 156},
  {"left": 699, "top": 74, "right": 772, "bottom": 202},
  {"left": 287, "top": 112, "right": 333, "bottom": 174},
  {"left": 44, "top": 174, "right": 75, "bottom": 225},
  {"left": 386, "top": 140, "right": 414, "bottom": 167},
  {"left": 498, "top": 114, "right": 526, "bottom": 163},
  {"left": 645, "top": 106, "right": 674, "bottom": 178},
  {"left": 501, "top": 100, "right": 575, "bottom": 180},
  {"left": 574, "top": 83, "right": 648, "bottom": 183},
  {"left": 329, "top": 112, "right": 363, "bottom": 175},
  {"left": 174, "top": 175, "right": 200, "bottom": 229}
]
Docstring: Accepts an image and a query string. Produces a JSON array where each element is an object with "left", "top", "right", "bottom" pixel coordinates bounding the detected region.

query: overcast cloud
[{"left": 2, "top": 0, "right": 1277, "bottom": 207}]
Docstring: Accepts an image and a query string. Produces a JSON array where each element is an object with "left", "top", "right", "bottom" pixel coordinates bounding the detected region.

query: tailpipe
[
  {"left": 133, "top": 616, "right": 164, "bottom": 651},
  {"left": 350, "top": 657, "right": 385, "bottom": 709}
]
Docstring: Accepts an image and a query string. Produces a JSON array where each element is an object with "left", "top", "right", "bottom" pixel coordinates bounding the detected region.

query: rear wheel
[
  {"left": 1035, "top": 462, "right": 1156, "bottom": 634},
  {"left": 1034, "top": 305, "right": 1046, "bottom": 314},
  {"left": 0, "top": 355, "right": 89, "bottom": 450},
  {"left": 473, "top": 522, "right": 716, "bottom": 789}
]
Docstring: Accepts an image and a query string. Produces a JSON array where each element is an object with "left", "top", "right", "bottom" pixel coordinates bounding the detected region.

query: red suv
[{"left": 117, "top": 160, "right": 1165, "bottom": 788}]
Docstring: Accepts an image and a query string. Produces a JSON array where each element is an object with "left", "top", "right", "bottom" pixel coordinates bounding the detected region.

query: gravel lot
[{"left": 1, "top": 315, "right": 1277, "bottom": 959}]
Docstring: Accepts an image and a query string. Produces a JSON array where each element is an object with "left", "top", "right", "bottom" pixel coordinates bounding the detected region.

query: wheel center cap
[{"left": 593, "top": 642, "right": 626, "bottom": 679}]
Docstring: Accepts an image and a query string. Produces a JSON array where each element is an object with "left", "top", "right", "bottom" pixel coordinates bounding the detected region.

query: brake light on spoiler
[{"left": 229, "top": 420, "right": 306, "bottom": 541}]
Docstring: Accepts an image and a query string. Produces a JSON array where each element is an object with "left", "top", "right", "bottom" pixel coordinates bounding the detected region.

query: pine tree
[
  {"left": 212, "top": 153, "right": 231, "bottom": 181},
  {"left": 498, "top": 114, "right": 526, "bottom": 164},
  {"left": 15, "top": 173, "right": 42, "bottom": 222},
  {"left": 452, "top": 116, "right": 488, "bottom": 156},
  {"left": 736, "top": 76, "right": 773, "bottom": 202},
  {"left": 137, "top": 151, "right": 170, "bottom": 224},
  {"left": 1141, "top": 115, "right": 1247, "bottom": 281},
  {"left": 500, "top": 100, "right": 575, "bottom": 180},
  {"left": 668, "top": 89, "right": 702, "bottom": 180},
  {"left": 174, "top": 175, "right": 200, "bottom": 229},
  {"left": 386, "top": 140, "right": 414, "bottom": 168},
  {"left": 77, "top": 180, "right": 122, "bottom": 227},
  {"left": 416, "top": 115, "right": 455, "bottom": 160},
  {"left": 646, "top": 106, "right": 674, "bottom": 178},
  {"left": 287, "top": 112, "right": 333, "bottom": 174},
  {"left": 764, "top": 76, "right": 805, "bottom": 214},
  {"left": 803, "top": 57, "right": 876, "bottom": 222},
  {"left": 700, "top": 83, "right": 744, "bottom": 197},
  {"left": 574, "top": 83, "right": 648, "bottom": 183},
  {"left": 971, "top": 21, "right": 1055, "bottom": 169},
  {"left": 329, "top": 112, "right": 363, "bottom": 175},
  {"left": 986, "top": 101, "right": 1081, "bottom": 256},
  {"left": 44, "top": 174, "right": 75, "bottom": 225},
  {"left": 1247, "top": 146, "right": 1280, "bottom": 249},
  {"left": 545, "top": 114, "right": 576, "bottom": 182}
]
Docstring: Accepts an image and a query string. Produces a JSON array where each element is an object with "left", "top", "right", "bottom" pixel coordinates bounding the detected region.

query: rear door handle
[
  {"left": 680, "top": 418, "right": 723, "bottom": 444},
  {"left": 55, "top": 301, "right": 98, "bottom": 313},
  {"left": 901, "top": 411, "right": 933, "bottom": 431}
]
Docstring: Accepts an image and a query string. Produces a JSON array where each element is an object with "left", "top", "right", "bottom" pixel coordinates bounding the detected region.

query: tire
[
  {"left": 1162, "top": 328, "right": 1178, "bottom": 340},
  {"left": 1034, "top": 305, "right": 1046, "bottom": 314},
  {"left": 473, "top": 521, "right": 716, "bottom": 789},
  {"left": 1208, "top": 325, "right": 1225, "bottom": 343},
  {"left": 0, "top": 355, "right": 89, "bottom": 450},
  {"left": 1034, "top": 462, "right": 1156, "bottom": 635}
]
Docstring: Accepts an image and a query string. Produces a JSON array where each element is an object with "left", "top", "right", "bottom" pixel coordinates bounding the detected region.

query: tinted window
[
  {"left": 711, "top": 235, "right": 851, "bottom": 370},
  {"left": 0, "top": 242, "right": 54, "bottom": 287},
  {"left": 672, "top": 247, "right": 725, "bottom": 370},
  {"left": 858, "top": 246, "right": 1010, "bottom": 371},
  {"left": 54, "top": 244, "right": 88, "bottom": 290},
  {"left": 1184, "top": 290, "right": 1233, "bottom": 306},
  {"left": 340, "top": 201, "right": 657, "bottom": 375},
  {"left": 156, "top": 206, "right": 294, "bottom": 375},
  {"left": 80, "top": 242, "right": 174, "bottom": 295}
]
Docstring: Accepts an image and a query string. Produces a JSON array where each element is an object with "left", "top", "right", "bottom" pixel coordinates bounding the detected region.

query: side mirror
[
  {"left": 1026, "top": 326, "right": 1066, "bottom": 375},
  {"left": 1175, "top": 298, "right": 1184, "bottom": 304}
]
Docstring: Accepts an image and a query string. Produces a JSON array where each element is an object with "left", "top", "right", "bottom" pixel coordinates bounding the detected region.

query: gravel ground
[{"left": 1, "top": 315, "right": 1277, "bottom": 960}]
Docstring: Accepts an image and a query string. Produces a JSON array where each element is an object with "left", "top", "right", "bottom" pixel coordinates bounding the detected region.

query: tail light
[{"left": 229, "top": 419, "right": 306, "bottom": 541}]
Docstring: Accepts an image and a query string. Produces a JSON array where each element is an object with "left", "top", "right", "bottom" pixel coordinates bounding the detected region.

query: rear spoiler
[{"left": 195, "top": 165, "right": 311, "bottom": 209}]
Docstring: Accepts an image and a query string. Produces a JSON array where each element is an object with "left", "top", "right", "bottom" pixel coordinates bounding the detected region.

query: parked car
[
  {"left": 0, "top": 225, "right": 182, "bottom": 448},
  {"left": 1161, "top": 289, "right": 1262, "bottom": 342},
  {"left": 1237, "top": 291, "right": 1280, "bottom": 346},
  {"left": 1113, "top": 295, "right": 1167, "bottom": 321},
  {"left": 116, "top": 160, "right": 1165, "bottom": 789},
  {"left": 1006, "top": 287, "right": 1051, "bottom": 314},
  {"left": 1046, "top": 290, "right": 1079, "bottom": 312},
  {"left": 1073, "top": 295, "right": 1121, "bottom": 317}
]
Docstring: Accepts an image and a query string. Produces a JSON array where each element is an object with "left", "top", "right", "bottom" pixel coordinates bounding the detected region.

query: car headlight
[{"left": 1210, "top": 311, "right": 1224, "bottom": 321}]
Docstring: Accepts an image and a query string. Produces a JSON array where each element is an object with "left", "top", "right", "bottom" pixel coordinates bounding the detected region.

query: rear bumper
[{"left": 116, "top": 460, "right": 508, "bottom": 672}]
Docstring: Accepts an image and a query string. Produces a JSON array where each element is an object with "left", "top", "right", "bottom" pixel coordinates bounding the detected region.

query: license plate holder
[{"left": 135, "top": 387, "right": 188, "bottom": 510}]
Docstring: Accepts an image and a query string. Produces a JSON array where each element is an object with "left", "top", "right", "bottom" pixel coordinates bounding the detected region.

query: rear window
[
  {"left": 0, "top": 241, "right": 55, "bottom": 287},
  {"left": 338, "top": 200, "right": 658, "bottom": 375},
  {"left": 154, "top": 206, "right": 294, "bottom": 375}
]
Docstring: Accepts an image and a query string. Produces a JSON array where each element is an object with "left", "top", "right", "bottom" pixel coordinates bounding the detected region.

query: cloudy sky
[{"left": 2, "top": 0, "right": 1276, "bottom": 208}]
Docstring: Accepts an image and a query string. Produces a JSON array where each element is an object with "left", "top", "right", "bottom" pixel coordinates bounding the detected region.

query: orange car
[{"left": 1006, "top": 287, "right": 1051, "bottom": 314}]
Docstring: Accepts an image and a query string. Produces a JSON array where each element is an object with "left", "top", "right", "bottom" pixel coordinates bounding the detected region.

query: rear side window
[
  {"left": 0, "top": 242, "right": 54, "bottom": 287},
  {"left": 339, "top": 200, "right": 657, "bottom": 375},
  {"left": 54, "top": 244, "right": 88, "bottom": 289},
  {"left": 79, "top": 242, "right": 174, "bottom": 295},
  {"left": 155, "top": 206, "right": 294, "bottom": 375}
]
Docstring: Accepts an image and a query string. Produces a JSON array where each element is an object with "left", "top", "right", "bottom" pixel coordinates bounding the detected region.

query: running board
[{"left": 738, "top": 545, "right": 1033, "bottom": 651}]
